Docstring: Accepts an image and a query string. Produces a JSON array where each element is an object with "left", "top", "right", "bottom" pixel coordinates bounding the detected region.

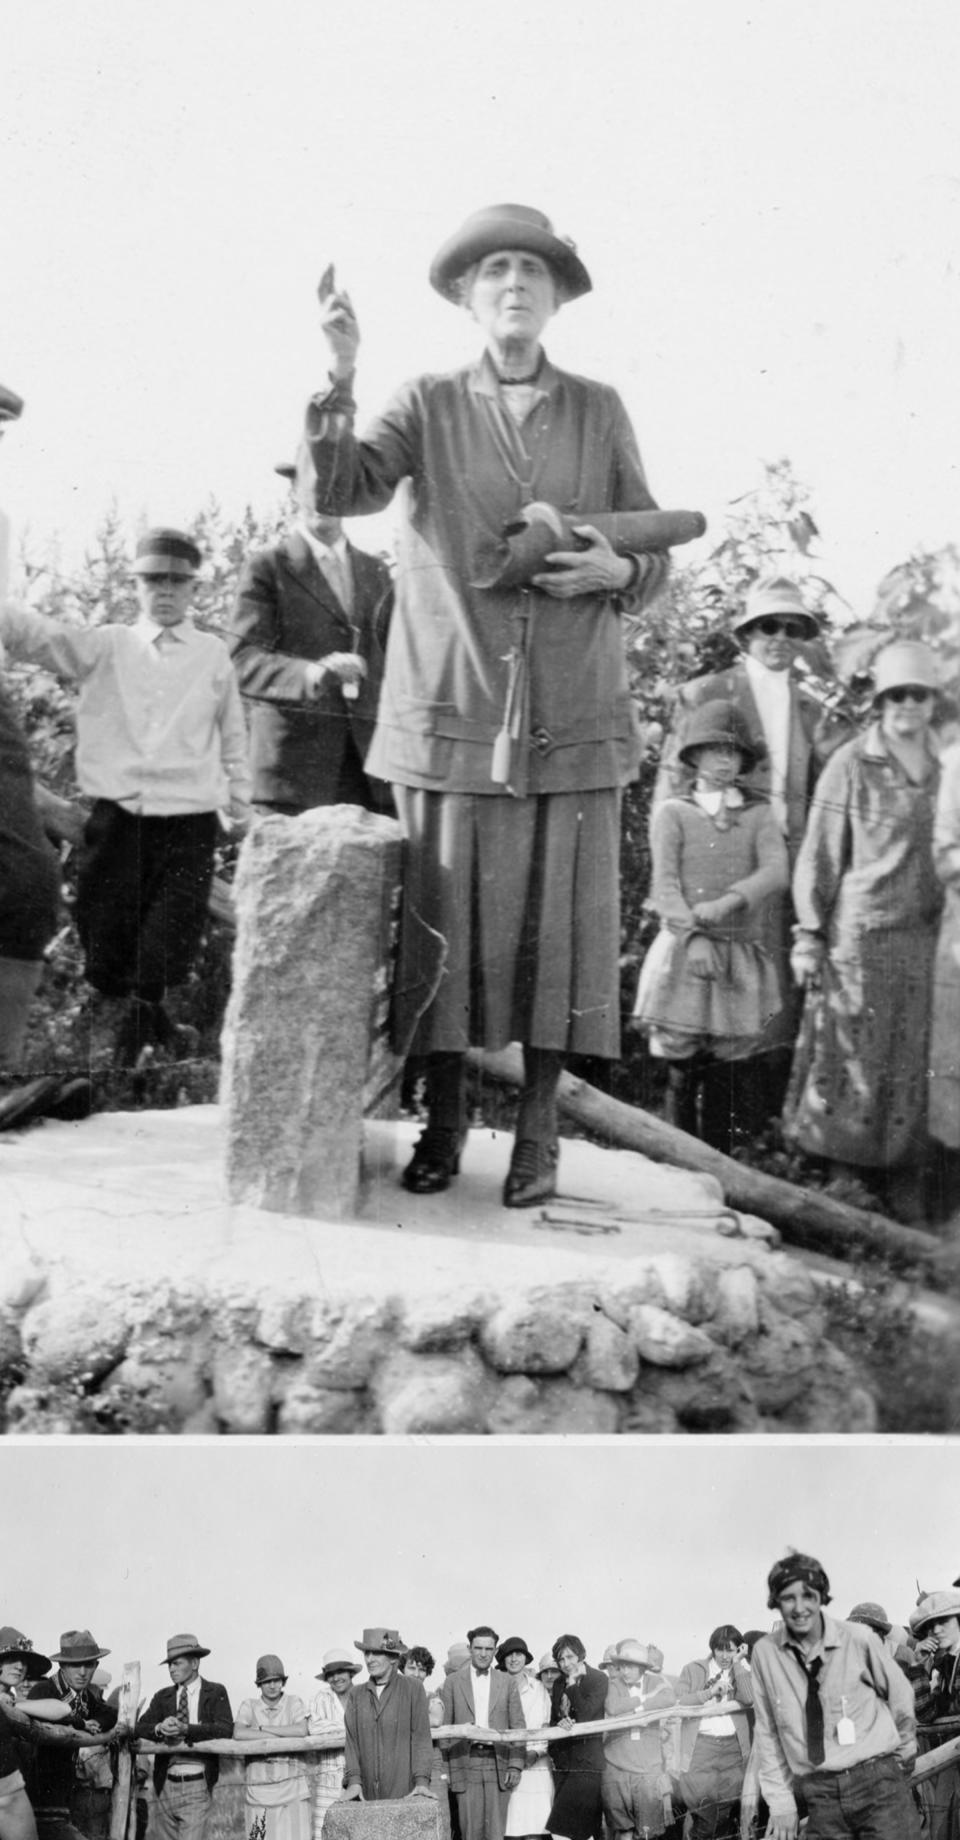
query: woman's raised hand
[{"left": 318, "top": 266, "right": 360, "bottom": 377}]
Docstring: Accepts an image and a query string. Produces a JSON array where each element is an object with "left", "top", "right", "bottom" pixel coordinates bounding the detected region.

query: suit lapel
[{"left": 280, "top": 532, "right": 351, "bottom": 624}]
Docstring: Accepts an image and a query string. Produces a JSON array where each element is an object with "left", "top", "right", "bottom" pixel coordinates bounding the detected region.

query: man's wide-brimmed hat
[
  {"left": 132, "top": 528, "right": 202, "bottom": 579},
  {"left": 0, "top": 386, "right": 24, "bottom": 422},
  {"left": 847, "top": 1602, "right": 892, "bottom": 1636},
  {"left": 0, "top": 1626, "right": 50, "bottom": 1679},
  {"left": 161, "top": 1633, "right": 211, "bottom": 1664},
  {"left": 677, "top": 698, "right": 764, "bottom": 773},
  {"left": 354, "top": 1627, "right": 406, "bottom": 1657},
  {"left": 429, "top": 203, "right": 592, "bottom": 304},
  {"left": 317, "top": 1648, "right": 362, "bottom": 1680},
  {"left": 614, "top": 1639, "right": 652, "bottom": 1667},
  {"left": 51, "top": 1630, "right": 111, "bottom": 1665},
  {"left": 870, "top": 640, "right": 942, "bottom": 704},
  {"left": 730, "top": 576, "right": 820, "bottom": 640},
  {"left": 910, "top": 1590, "right": 960, "bottom": 1637}
]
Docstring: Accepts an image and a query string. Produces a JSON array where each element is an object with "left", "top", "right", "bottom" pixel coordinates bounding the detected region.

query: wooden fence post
[{"left": 109, "top": 1662, "right": 142, "bottom": 1840}]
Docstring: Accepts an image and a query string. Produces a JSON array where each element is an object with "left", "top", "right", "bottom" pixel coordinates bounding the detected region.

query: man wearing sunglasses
[
  {"left": 0, "top": 528, "right": 251, "bottom": 1067},
  {"left": 655, "top": 577, "right": 855, "bottom": 1125}
]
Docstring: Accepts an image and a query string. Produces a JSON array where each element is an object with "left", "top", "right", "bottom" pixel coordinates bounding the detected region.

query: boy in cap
[
  {"left": 1, "top": 529, "right": 251, "bottom": 1065},
  {"left": 602, "top": 1640, "right": 678, "bottom": 1839},
  {"left": 750, "top": 1552, "right": 919, "bottom": 1839},
  {"left": 135, "top": 1634, "right": 233, "bottom": 1840}
]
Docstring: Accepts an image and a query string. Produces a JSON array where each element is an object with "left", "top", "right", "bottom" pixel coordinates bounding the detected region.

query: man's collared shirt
[
  {"left": 0, "top": 603, "right": 250, "bottom": 818},
  {"left": 299, "top": 524, "right": 354, "bottom": 615},
  {"left": 470, "top": 1666, "right": 492, "bottom": 1728},
  {"left": 751, "top": 1614, "right": 916, "bottom": 1819}
]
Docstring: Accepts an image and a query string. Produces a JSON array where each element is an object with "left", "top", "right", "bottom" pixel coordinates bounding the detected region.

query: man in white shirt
[
  {"left": 441, "top": 1627, "right": 524, "bottom": 1840},
  {"left": 1, "top": 528, "right": 251, "bottom": 1066},
  {"left": 135, "top": 1635, "right": 233, "bottom": 1840}
]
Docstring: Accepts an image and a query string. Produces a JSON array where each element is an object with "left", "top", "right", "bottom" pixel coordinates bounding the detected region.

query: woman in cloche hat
[
  {"left": 632, "top": 698, "right": 790, "bottom": 1151},
  {"left": 305, "top": 204, "right": 673, "bottom": 1209},
  {"left": 307, "top": 1650, "right": 362, "bottom": 1838},
  {"left": 785, "top": 638, "right": 947, "bottom": 1220},
  {"left": 495, "top": 1638, "right": 553, "bottom": 1840},
  {"left": 234, "top": 1656, "right": 310, "bottom": 1840}
]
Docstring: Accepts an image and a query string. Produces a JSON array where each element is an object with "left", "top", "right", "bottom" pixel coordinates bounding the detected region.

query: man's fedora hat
[
  {"left": 317, "top": 1648, "right": 362, "bottom": 1680},
  {"left": 0, "top": 386, "right": 24, "bottom": 422},
  {"left": 677, "top": 698, "right": 765, "bottom": 773},
  {"left": 354, "top": 1627, "right": 407, "bottom": 1657},
  {"left": 910, "top": 1590, "right": 960, "bottom": 1637},
  {"left": 730, "top": 576, "right": 820, "bottom": 640},
  {"left": 132, "top": 529, "right": 202, "bottom": 579},
  {"left": 51, "top": 1629, "right": 111, "bottom": 1664},
  {"left": 161, "top": 1633, "right": 211, "bottom": 1664},
  {"left": 0, "top": 1626, "right": 51, "bottom": 1679},
  {"left": 614, "top": 1639, "right": 652, "bottom": 1667},
  {"left": 430, "top": 203, "right": 592, "bottom": 304}
]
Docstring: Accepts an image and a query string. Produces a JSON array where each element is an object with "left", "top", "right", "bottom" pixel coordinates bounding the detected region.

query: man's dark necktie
[
  {"left": 177, "top": 1685, "right": 189, "bottom": 1726},
  {"left": 72, "top": 1690, "right": 89, "bottom": 1724},
  {"left": 795, "top": 1653, "right": 825, "bottom": 1765}
]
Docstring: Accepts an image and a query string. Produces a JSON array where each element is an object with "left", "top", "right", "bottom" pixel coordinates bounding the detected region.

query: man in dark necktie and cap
[
  {"left": 136, "top": 1634, "right": 233, "bottom": 1840},
  {"left": 26, "top": 1630, "right": 118, "bottom": 1840},
  {"left": 750, "top": 1551, "right": 920, "bottom": 1840}
]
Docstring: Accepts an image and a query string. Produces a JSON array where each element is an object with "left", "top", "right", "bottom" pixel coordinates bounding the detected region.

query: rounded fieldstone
[
  {"left": 578, "top": 1314, "right": 640, "bottom": 1392},
  {"left": 20, "top": 1287, "right": 130, "bottom": 1385},
  {"left": 628, "top": 1303, "right": 714, "bottom": 1368},
  {"left": 109, "top": 1354, "right": 209, "bottom": 1425},
  {"left": 211, "top": 1343, "right": 275, "bottom": 1433},
  {"left": 397, "top": 1291, "right": 485, "bottom": 1353},
  {"left": 479, "top": 1296, "right": 586, "bottom": 1374},
  {"left": 302, "top": 1298, "right": 394, "bottom": 1389},
  {"left": 712, "top": 1267, "right": 760, "bottom": 1347},
  {"left": 0, "top": 1253, "right": 47, "bottom": 1313},
  {"left": 375, "top": 1349, "right": 491, "bottom": 1435},
  {"left": 0, "top": 1312, "right": 23, "bottom": 1379},
  {"left": 652, "top": 1352, "right": 761, "bottom": 1433},
  {"left": 742, "top": 1317, "right": 815, "bottom": 1413},
  {"left": 486, "top": 1375, "right": 620, "bottom": 1435},
  {"left": 275, "top": 1380, "right": 368, "bottom": 1434},
  {"left": 758, "top": 1254, "right": 818, "bottom": 1317}
]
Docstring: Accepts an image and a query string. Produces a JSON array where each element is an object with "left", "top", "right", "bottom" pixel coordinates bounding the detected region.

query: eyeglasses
[
  {"left": 884, "top": 686, "right": 933, "bottom": 704},
  {"left": 750, "top": 617, "right": 807, "bottom": 639}
]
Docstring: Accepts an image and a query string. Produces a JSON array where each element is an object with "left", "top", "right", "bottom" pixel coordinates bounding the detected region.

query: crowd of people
[
  {"left": 1, "top": 200, "right": 958, "bottom": 1225},
  {"left": 2, "top": 1558, "right": 960, "bottom": 1840}
]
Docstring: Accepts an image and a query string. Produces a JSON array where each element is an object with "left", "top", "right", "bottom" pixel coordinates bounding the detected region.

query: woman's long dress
[
  {"left": 235, "top": 1695, "right": 311, "bottom": 1840},
  {"left": 505, "top": 1675, "right": 553, "bottom": 1837}
]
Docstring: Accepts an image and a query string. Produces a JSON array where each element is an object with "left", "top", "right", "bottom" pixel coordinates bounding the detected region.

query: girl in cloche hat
[
  {"left": 233, "top": 1657, "right": 310, "bottom": 1840},
  {"left": 632, "top": 699, "right": 790, "bottom": 1150}
]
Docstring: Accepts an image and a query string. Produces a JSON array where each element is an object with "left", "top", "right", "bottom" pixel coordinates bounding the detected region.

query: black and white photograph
[{"left": 2, "top": 0, "right": 960, "bottom": 1435}]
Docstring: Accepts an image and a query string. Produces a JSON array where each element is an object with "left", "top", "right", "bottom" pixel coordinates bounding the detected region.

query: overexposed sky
[
  {"left": 2, "top": 0, "right": 959, "bottom": 605},
  {"left": 0, "top": 1441, "right": 956, "bottom": 1707}
]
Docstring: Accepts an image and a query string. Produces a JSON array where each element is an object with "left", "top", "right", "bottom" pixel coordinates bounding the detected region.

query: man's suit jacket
[
  {"left": 27, "top": 1674, "right": 118, "bottom": 1807},
  {"left": 228, "top": 531, "right": 394, "bottom": 812},
  {"left": 135, "top": 1679, "right": 233, "bottom": 1792},
  {"left": 655, "top": 662, "right": 854, "bottom": 862},
  {"left": 440, "top": 1666, "right": 525, "bottom": 1792}
]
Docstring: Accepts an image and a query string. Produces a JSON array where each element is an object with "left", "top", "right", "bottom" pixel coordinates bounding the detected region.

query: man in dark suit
[
  {"left": 440, "top": 1627, "right": 525, "bottom": 1840},
  {"left": 26, "top": 1630, "right": 118, "bottom": 1840},
  {"left": 229, "top": 447, "right": 393, "bottom": 815},
  {"left": 135, "top": 1634, "right": 232, "bottom": 1840}
]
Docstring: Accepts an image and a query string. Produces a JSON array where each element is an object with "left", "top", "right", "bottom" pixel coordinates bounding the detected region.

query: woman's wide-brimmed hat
[
  {"left": 910, "top": 1590, "right": 960, "bottom": 1637},
  {"left": 870, "top": 640, "right": 942, "bottom": 704},
  {"left": 51, "top": 1630, "right": 111, "bottom": 1665},
  {"left": 317, "top": 1648, "right": 362, "bottom": 1680},
  {"left": 677, "top": 699, "right": 764, "bottom": 773},
  {"left": 536, "top": 1652, "right": 559, "bottom": 1675},
  {"left": 730, "top": 576, "right": 820, "bottom": 641},
  {"left": 496, "top": 1636, "right": 533, "bottom": 1668},
  {"left": 161, "top": 1633, "right": 211, "bottom": 1664},
  {"left": 354, "top": 1627, "right": 407, "bottom": 1658},
  {"left": 430, "top": 203, "right": 592, "bottom": 304},
  {"left": 0, "top": 1626, "right": 51, "bottom": 1679}
]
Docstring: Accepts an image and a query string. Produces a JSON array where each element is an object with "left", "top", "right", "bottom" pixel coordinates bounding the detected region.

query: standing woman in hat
[
  {"left": 307, "top": 1651, "right": 361, "bottom": 1838},
  {"left": 496, "top": 1639, "right": 552, "bottom": 1840},
  {"left": 785, "top": 639, "right": 946, "bottom": 1220},
  {"left": 305, "top": 204, "right": 669, "bottom": 1207},
  {"left": 234, "top": 1657, "right": 310, "bottom": 1840},
  {"left": 632, "top": 699, "right": 790, "bottom": 1150}
]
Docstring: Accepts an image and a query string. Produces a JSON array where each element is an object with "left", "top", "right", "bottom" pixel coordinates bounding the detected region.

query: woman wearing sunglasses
[{"left": 785, "top": 639, "right": 945, "bottom": 1220}]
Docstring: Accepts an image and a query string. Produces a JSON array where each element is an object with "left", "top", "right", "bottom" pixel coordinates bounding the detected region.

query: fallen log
[{"left": 467, "top": 1046, "right": 953, "bottom": 1282}]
